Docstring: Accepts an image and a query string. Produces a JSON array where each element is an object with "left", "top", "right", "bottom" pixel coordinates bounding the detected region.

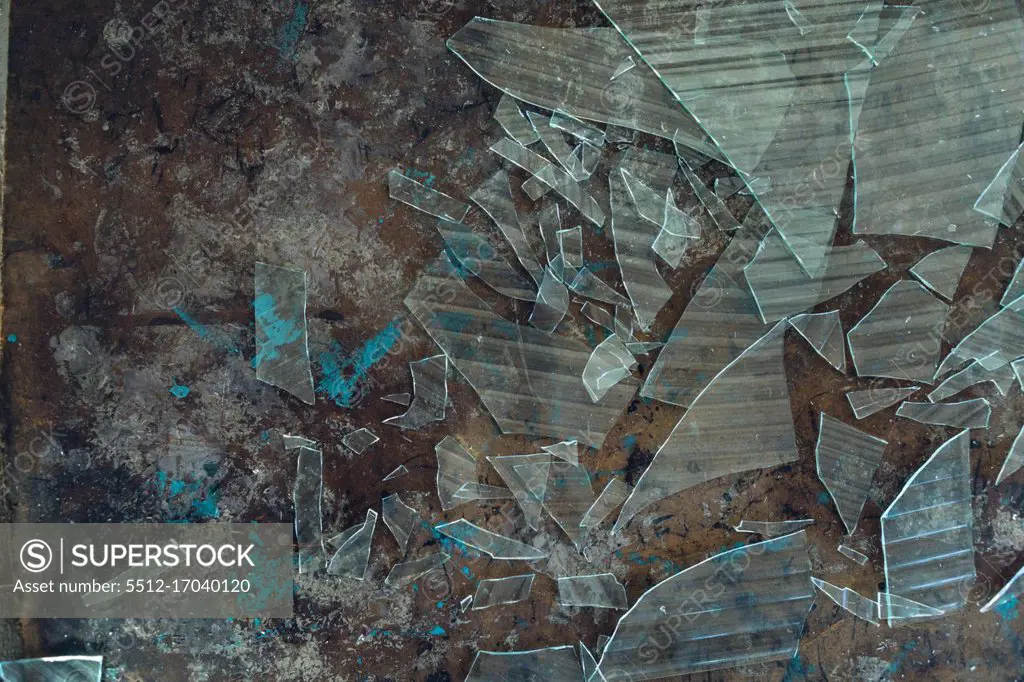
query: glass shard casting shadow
[
  {"left": 597, "top": 532, "right": 814, "bottom": 679},
  {"left": 615, "top": 322, "right": 796, "bottom": 531},
  {"left": 927, "top": 360, "right": 1014, "bottom": 403},
  {"left": 880, "top": 431, "right": 974, "bottom": 622},
  {"left": 465, "top": 646, "right": 581, "bottom": 682},
  {"left": 294, "top": 446, "right": 324, "bottom": 574},
  {"left": 789, "top": 311, "right": 847, "bottom": 373},
  {"left": 0, "top": 657, "right": 104, "bottom": 682},
  {"left": 471, "top": 573, "right": 535, "bottom": 610},
  {"left": 385, "top": 552, "right": 449, "bottom": 589},
  {"left": 895, "top": 398, "right": 992, "bottom": 429},
  {"left": 734, "top": 519, "right": 814, "bottom": 537},
  {"left": 974, "top": 140, "right": 1024, "bottom": 228},
  {"left": 995, "top": 424, "right": 1024, "bottom": 485},
  {"left": 980, "top": 564, "right": 1024, "bottom": 614},
  {"left": 847, "top": 280, "right": 948, "bottom": 383},
  {"left": 815, "top": 413, "right": 887, "bottom": 534},
  {"left": 558, "top": 573, "right": 629, "bottom": 609},
  {"left": 327, "top": 509, "right": 378, "bottom": 580},
  {"left": 342, "top": 428, "right": 379, "bottom": 455},
  {"left": 846, "top": 385, "right": 920, "bottom": 419},
  {"left": 812, "top": 577, "right": 879, "bottom": 625},
  {"left": 383, "top": 355, "right": 449, "bottom": 431},
  {"left": 435, "top": 436, "right": 479, "bottom": 511},
  {"left": 405, "top": 255, "right": 637, "bottom": 447},
  {"left": 434, "top": 519, "right": 547, "bottom": 560},
  {"left": 909, "top": 246, "right": 973, "bottom": 302},
  {"left": 382, "top": 493, "right": 418, "bottom": 555},
  {"left": 387, "top": 169, "right": 470, "bottom": 223},
  {"left": 470, "top": 169, "right": 544, "bottom": 284},
  {"left": 283, "top": 434, "right": 317, "bottom": 450},
  {"left": 838, "top": 544, "right": 870, "bottom": 565},
  {"left": 383, "top": 464, "right": 409, "bottom": 481},
  {"left": 254, "top": 262, "right": 315, "bottom": 404},
  {"left": 583, "top": 335, "right": 637, "bottom": 403},
  {"left": 580, "top": 478, "right": 632, "bottom": 531},
  {"left": 435, "top": 218, "right": 537, "bottom": 301},
  {"left": 494, "top": 93, "right": 540, "bottom": 146}
]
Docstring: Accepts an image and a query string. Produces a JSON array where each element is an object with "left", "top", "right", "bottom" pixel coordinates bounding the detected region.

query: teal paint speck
[
  {"left": 6, "top": 334, "right": 15, "bottom": 343},
  {"left": 623, "top": 434, "right": 638, "bottom": 450},
  {"left": 995, "top": 595, "right": 1019, "bottom": 622},
  {"left": 411, "top": 583, "right": 419, "bottom": 592},
  {"left": 169, "top": 383, "right": 190, "bottom": 399},
  {"left": 428, "top": 625, "right": 446, "bottom": 636},
  {"left": 436, "top": 601, "right": 444, "bottom": 609},
  {"left": 817, "top": 491, "right": 831, "bottom": 504}
]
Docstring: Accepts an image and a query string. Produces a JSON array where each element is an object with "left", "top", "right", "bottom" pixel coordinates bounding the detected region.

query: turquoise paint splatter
[
  {"left": 154, "top": 469, "right": 220, "bottom": 522},
  {"left": 428, "top": 625, "right": 447, "bottom": 636},
  {"left": 6, "top": 334, "right": 16, "bottom": 343},
  {"left": 404, "top": 168, "right": 436, "bottom": 187},
  {"left": 995, "top": 594, "right": 1019, "bottom": 622},
  {"left": 277, "top": 1, "right": 308, "bottom": 59},
  {"left": 169, "top": 383, "right": 190, "bottom": 399},
  {"left": 623, "top": 434, "right": 638, "bottom": 450},
  {"left": 174, "top": 307, "right": 240, "bottom": 355},
  {"left": 316, "top": 318, "right": 403, "bottom": 407},
  {"left": 435, "top": 601, "right": 444, "bottom": 609},
  {"left": 817, "top": 491, "right": 831, "bottom": 504},
  {"left": 253, "top": 293, "right": 301, "bottom": 369}
]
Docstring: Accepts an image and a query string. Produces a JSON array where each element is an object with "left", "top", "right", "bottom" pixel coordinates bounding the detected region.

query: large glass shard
[
  {"left": 528, "top": 111, "right": 580, "bottom": 176},
  {"left": 446, "top": 18, "right": 721, "bottom": 158},
  {"left": 472, "top": 573, "right": 535, "bottom": 610},
  {"left": 927, "top": 360, "right": 1014, "bottom": 403},
  {"left": 283, "top": 434, "right": 317, "bottom": 450},
  {"left": 387, "top": 169, "right": 470, "bottom": 223},
  {"left": 384, "top": 552, "right": 449, "bottom": 589},
  {"left": 975, "top": 141, "right": 1024, "bottom": 228},
  {"left": 540, "top": 459, "right": 597, "bottom": 549},
  {"left": 470, "top": 169, "right": 544, "bottom": 283},
  {"left": 529, "top": 266, "right": 570, "bottom": 334},
  {"left": 0, "top": 657, "right": 104, "bottom": 681},
  {"left": 678, "top": 161, "right": 741, "bottom": 232},
  {"left": 789, "top": 311, "right": 846, "bottom": 372},
  {"left": 557, "top": 226, "right": 584, "bottom": 269},
  {"left": 581, "top": 301, "right": 614, "bottom": 331},
  {"left": 896, "top": 398, "right": 991, "bottom": 429},
  {"left": 981, "top": 564, "right": 1024, "bottom": 614},
  {"left": 381, "top": 493, "right": 418, "bottom": 555},
  {"left": 541, "top": 440, "right": 579, "bottom": 465},
  {"left": 583, "top": 335, "right": 637, "bottom": 403},
  {"left": 342, "top": 428, "right": 379, "bottom": 455},
  {"left": 552, "top": 110, "right": 607, "bottom": 146},
  {"left": 406, "top": 255, "right": 636, "bottom": 446},
  {"left": 846, "top": 385, "right": 920, "bottom": 419},
  {"left": 847, "top": 280, "right": 948, "bottom": 382},
  {"left": 434, "top": 519, "right": 547, "bottom": 560},
  {"left": 734, "top": 519, "right": 814, "bottom": 537},
  {"left": 525, "top": 164, "right": 606, "bottom": 226},
  {"left": 435, "top": 436, "right": 481, "bottom": 511},
  {"left": 494, "top": 93, "right": 539, "bottom": 146},
  {"left": 1001, "top": 259, "right": 1024, "bottom": 307},
  {"left": 580, "top": 478, "right": 632, "bottom": 531},
  {"left": 815, "top": 413, "right": 887, "bottom": 534},
  {"left": 812, "top": 577, "right": 880, "bottom": 625},
  {"left": 327, "top": 509, "right": 378, "bottom": 579},
  {"left": 995, "top": 424, "right": 1024, "bottom": 485},
  {"left": 909, "top": 246, "right": 973, "bottom": 302},
  {"left": 254, "top": 262, "right": 315, "bottom": 404},
  {"left": 489, "top": 453, "right": 551, "bottom": 530},
  {"left": 838, "top": 544, "right": 870, "bottom": 565},
  {"left": 568, "top": 267, "right": 631, "bottom": 308},
  {"left": 615, "top": 322, "right": 796, "bottom": 531},
  {"left": 558, "top": 573, "right": 628, "bottom": 609},
  {"left": 465, "top": 646, "right": 581, "bottom": 682},
  {"left": 880, "top": 431, "right": 974, "bottom": 622},
  {"left": 938, "top": 300, "right": 1024, "bottom": 375},
  {"left": 294, "top": 446, "right": 324, "bottom": 574},
  {"left": 453, "top": 482, "right": 514, "bottom": 500},
  {"left": 597, "top": 532, "right": 814, "bottom": 679},
  {"left": 744, "top": 230, "right": 885, "bottom": 323},
  {"left": 879, "top": 592, "right": 944, "bottom": 622},
  {"left": 384, "top": 355, "right": 449, "bottom": 431},
  {"left": 436, "top": 218, "right": 537, "bottom": 301}
]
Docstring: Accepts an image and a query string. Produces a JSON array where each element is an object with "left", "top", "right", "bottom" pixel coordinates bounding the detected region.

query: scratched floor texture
[{"left": 2, "top": 0, "right": 1024, "bottom": 680}]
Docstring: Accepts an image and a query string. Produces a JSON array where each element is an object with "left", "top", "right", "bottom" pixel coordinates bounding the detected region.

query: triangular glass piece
[
  {"left": 896, "top": 398, "right": 991, "bottom": 429},
  {"left": 435, "top": 436, "right": 478, "bottom": 511},
  {"left": 385, "top": 552, "right": 449, "bottom": 589},
  {"left": 974, "top": 141, "right": 1024, "bottom": 228},
  {"left": 387, "top": 170, "right": 470, "bottom": 223},
  {"left": 981, "top": 564, "right": 1024, "bottom": 614},
  {"left": 927, "top": 360, "right": 1015, "bottom": 402},
  {"left": 846, "top": 385, "right": 920, "bottom": 419},
  {"left": 580, "top": 478, "right": 631, "bottom": 531},
  {"left": 815, "top": 413, "right": 887, "bottom": 534},
  {"left": 995, "top": 423, "right": 1024, "bottom": 485},
  {"left": 540, "top": 460, "right": 596, "bottom": 550},
  {"left": 789, "top": 311, "right": 846, "bottom": 372},
  {"left": 327, "top": 509, "right": 378, "bottom": 579},
  {"left": 383, "top": 355, "right": 448, "bottom": 430},
  {"left": 434, "top": 519, "right": 547, "bottom": 560},
  {"left": 381, "top": 494, "right": 418, "bottom": 555},
  {"left": 909, "top": 245, "right": 973, "bottom": 302},
  {"left": 583, "top": 335, "right": 636, "bottom": 403},
  {"left": 879, "top": 592, "right": 944, "bottom": 623},
  {"left": 488, "top": 453, "right": 552, "bottom": 530},
  {"left": 541, "top": 440, "right": 579, "bottom": 465},
  {"left": 436, "top": 218, "right": 537, "bottom": 301},
  {"left": 812, "top": 577, "right": 880, "bottom": 625},
  {"left": 1002, "top": 258, "right": 1024, "bottom": 307},
  {"left": 470, "top": 169, "right": 544, "bottom": 283},
  {"left": 383, "top": 465, "right": 408, "bottom": 482},
  {"left": 493, "top": 93, "right": 539, "bottom": 146}
]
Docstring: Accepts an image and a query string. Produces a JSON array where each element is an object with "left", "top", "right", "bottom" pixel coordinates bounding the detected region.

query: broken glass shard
[
  {"left": 566, "top": 142, "right": 601, "bottom": 182},
  {"left": 611, "top": 56, "right": 635, "bottom": 79},
  {"left": 581, "top": 301, "right": 614, "bottom": 331},
  {"left": 327, "top": 508, "right": 378, "bottom": 579},
  {"left": 537, "top": 203, "right": 561, "bottom": 265},
  {"left": 583, "top": 335, "right": 636, "bottom": 403},
  {"left": 384, "top": 552, "right": 449, "bottom": 589},
  {"left": 541, "top": 440, "right": 579, "bottom": 465},
  {"left": 653, "top": 191, "right": 701, "bottom": 269},
  {"left": 995, "top": 424, "right": 1024, "bottom": 485},
  {"left": 551, "top": 110, "right": 606, "bottom": 146},
  {"left": 896, "top": 399, "right": 991, "bottom": 429},
  {"left": 529, "top": 267, "right": 570, "bottom": 334},
  {"left": 568, "top": 267, "right": 631, "bottom": 308},
  {"left": 381, "top": 493, "right": 418, "bottom": 555},
  {"left": 254, "top": 262, "right": 315, "bottom": 404},
  {"left": 714, "top": 176, "right": 745, "bottom": 199},
  {"left": 383, "top": 465, "right": 409, "bottom": 481},
  {"left": 453, "top": 482, "right": 513, "bottom": 500},
  {"left": 489, "top": 453, "right": 551, "bottom": 530},
  {"left": 580, "top": 478, "right": 632, "bottom": 531},
  {"left": 789, "top": 311, "right": 847, "bottom": 373},
  {"left": 613, "top": 305, "right": 634, "bottom": 342},
  {"left": 557, "top": 226, "right": 584, "bottom": 269},
  {"left": 558, "top": 573, "right": 628, "bottom": 609},
  {"left": 679, "top": 160, "right": 741, "bottom": 232},
  {"left": 838, "top": 544, "right": 870, "bottom": 565},
  {"left": 434, "top": 519, "right": 547, "bottom": 560},
  {"left": 294, "top": 446, "right": 324, "bottom": 574},
  {"left": 342, "top": 428, "right": 379, "bottom": 455},
  {"left": 847, "top": 281, "right": 948, "bottom": 382},
  {"left": 435, "top": 436, "right": 478, "bottom": 511},
  {"left": 734, "top": 519, "right": 814, "bottom": 537},
  {"left": 938, "top": 300, "right": 1024, "bottom": 375},
  {"left": 472, "top": 573, "right": 535, "bottom": 610},
  {"left": 406, "top": 255, "right": 637, "bottom": 446},
  {"left": 527, "top": 111, "right": 579, "bottom": 175},
  {"left": 283, "top": 434, "right": 316, "bottom": 450},
  {"left": 0, "top": 657, "right": 104, "bottom": 682},
  {"left": 815, "top": 413, "right": 887, "bottom": 534},
  {"left": 596, "top": 635, "right": 609, "bottom": 655},
  {"left": 927, "top": 360, "right": 1014, "bottom": 403},
  {"left": 597, "top": 531, "right": 814, "bottom": 679},
  {"left": 470, "top": 169, "right": 544, "bottom": 283},
  {"left": 465, "top": 646, "right": 581, "bottom": 682},
  {"left": 579, "top": 642, "right": 603, "bottom": 682},
  {"left": 909, "top": 246, "right": 973, "bottom": 302},
  {"left": 383, "top": 355, "right": 448, "bottom": 431},
  {"left": 974, "top": 141, "right": 1024, "bottom": 228},
  {"left": 490, "top": 137, "right": 554, "bottom": 179},
  {"left": 524, "top": 164, "right": 606, "bottom": 226},
  {"left": 847, "top": 385, "right": 920, "bottom": 420},
  {"left": 980, "top": 564, "right": 1024, "bottom": 614},
  {"left": 619, "top": 168, "right": 668, "bottom": 226},
  {"left": 879, "top": 592, "right": 944, "bottom": 622},
  {"left": 493, "top": 93, "right": 539, "bottom": 146},
  {"left": 460, "top": 595, "right": 473, "bottom": 611},
  {"left": 783, "top": 0, "right": 813, "bottom": 35},
  {"left": 1002, "top": 258, "right": 1024, "bottom": 307},
  {"left": 382, "top": 393, "right": 411, "bottom": 406},
  {"left": 539, "top": 459, "right": 597, "bottom": 549},
  {"left": 436, "top": 218, "right": 537, "bottom": 301},
  {"left": 625, "top": 341, "right": 662, "bottom": 355},
  {"left": 605, "top": 125, "right": 635, "bottom": 145},
  {"left": 387, "top": 169, "right": 469, "bottom": 223},
  {"left": 880, "top": 431, "right": 974, "bottom": 622},
  {"left": 616, "top": 322, "right": 795, "bottom": 531},
  {"left": 812, "top": 577, "right": 879, "bottom": 625}
]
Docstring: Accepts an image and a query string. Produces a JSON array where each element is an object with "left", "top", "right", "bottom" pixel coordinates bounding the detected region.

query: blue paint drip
[
  {"left": 174, "top": 307, "right": 241, "bottom": 355},
  {"left": 169, "top": 383, "right": 190, "bottom": 399},
  {"left": 316, "top": 319, "right": 402, "bottom": 407}
]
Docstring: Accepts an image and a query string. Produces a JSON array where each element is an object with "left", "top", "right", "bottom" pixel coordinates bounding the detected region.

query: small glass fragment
[
  {"left": 596, "top": 635, "right": 609, "bottom": 654},
  {"left": 382, "top": 464, "right": 409, "bottom": 481},
  {"left": 489, "top": 453, "right": 551, "bottom": 530},
  {"left": 927, "top": 360, "right": 1014, "bottom": 402},
  {"left": 879, "top": 591, "right": 943, "bottom": 622},
  {"left": 283, "top": 434, "right": 317, "bottom": 450},
  {"left": 558, "top": 573, "right": 628, "bottom": 609},
  {"left": 387, "top": 170, "right": 469, "bottom": 223},
  {"left": 528, "top": 111, "right": 581, "bottom": 175},
  {"left": 435, "top": 436, "right": 478, "bottom": 511},
  {"left": 539, "top": 459, "right": 597, "bottom": 549},
  {"left": 1002, "top": 259, "right": 1024, "bottom": 307},
  {"left": 493, "top": 93, "right": 539, "bottom": 146},
  {"left": 847, "top": 280, "right": 948, "bottom": 382},
  {"left": 383, "top": 355, "right": 448, "bottom": 431},
  {"left": 613, "top": 305, "right": 634, "bottom": 342},
  {"left": 980, "top": 564, "right": 1024, "bottom": 614},
  {"left": 557, "top": 226, "right": 584, "bottom": 268},
  {"left": 734, "top": 519, "right": 814, "bottom": 537},
  {"left": 381, "top": 393, "right": 411, "bottom": 406},
  {"left": 381, "top": 493, "right": 418, "bottom": 554},
  {"left": 846, "top": 385, "right": 920, "bottom": 419},
  {"left": 619, "top": 168, "right": 668, "bottom": 227},
  {"left": 789, "top": 311, "right": 846, "bottom": 373},
  {"left": 896, "top": 398, "right": 992, "bottom": 429},
  {"left": 453, "top": 482, "right": 513, "bottom": 500},
  {"left": 881, "top": 431, "right": 974, "bottom": 622},
  {"left": 812, "top": 577, "right": 879, "bottom": 625},
  {"left": 529, "top": 267, "right": 570, "bottom": 335},
  {"left": 342, "top": 428, "right": 379, "bottom": 455},
  {"left": 568, "top": 267, "right": 631, "bottom": 308},
  {"left": 490, "top": 137, "right": 554, "bottom": 179},
  {"left": 541, "top": 440, "right": 579, "bottom": 465},
  {"left": 434, "top": 519, "right": 547, "bottom": 560},
  {"left": 385, "top": 552, "right": 449, "bottom": 589},
  {"left": 974, "top": 141, "right": 1024, "bottom": 228},
  {"left": 909, "top": 245, "right": 973, "bottom": 302},
  {"left": 995, "top": 423, "right": 1024, "bottom": 485},
  {"left": 465, "top": 646, "right": 581, "bottom": 682},
  {"left": 580, "top": 479, "right": 632, "bottom": 531},
  {"left": 294, "top": 446, "right": 324, "bottom": 574},
  {"left": 254, "top": 262, "right": 315, "bottom": 404},
  {"left": 583, "top": 335, "right": 636, "bottom": 403},
  {"left": 653, "top": 191, "right": 700, "bottom": 268},
  {"left": 838, "top": 544, "right": 870, "bottom": 565},
  {"left": 566, "top": 142, "right": 601, "bottom": 181},
  {"left": 0, "top": 657, "right": 104, "bottom": 682},
  {"left": 815, "top": 413, "right": 887, "bottom": 534},
  {"left": 597, "top": 532, "right": 814, "bottom": 679},
  {"left": 327, "top": 509, "right": 378, "bottom": 579},
  {"left": 459, "top": 595, "right": 473, "bottom": 612},
  {"left": 436, "top": 218, "right": 537, "bottom": 301},
  {"left": 678, "top": 160, "right": 741, "bottom": 231},
  {"left": 579, "top": 642, "right": 602, "bottom": 682},
  {"left": 610, "top": 56, "right": 635, "bottom": 80},
  {"left": 470, "top": 170, "right": 544, "bottom": 283},
  {"left": 525, "top": 164, "right": 606, "bottom": 226},
  {"left": 713, "top": 176, "right": 745, "bottom": 199},
  {"left": 471, "top": 573, "right": 535, "bottom": 610},
  {"left": 581, "top": 301, "right": 614, "bottom": 331},
  {"left": 551, "top": 110, "right": 606, "bottom": 146},
  {"left": 536, "top": 203, "right": 562, "bottom": 265}
]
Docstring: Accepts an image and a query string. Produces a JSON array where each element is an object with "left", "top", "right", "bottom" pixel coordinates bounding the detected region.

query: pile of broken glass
[{"left": 252, "top": 0, "right": 1024, "bottom": 679}]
